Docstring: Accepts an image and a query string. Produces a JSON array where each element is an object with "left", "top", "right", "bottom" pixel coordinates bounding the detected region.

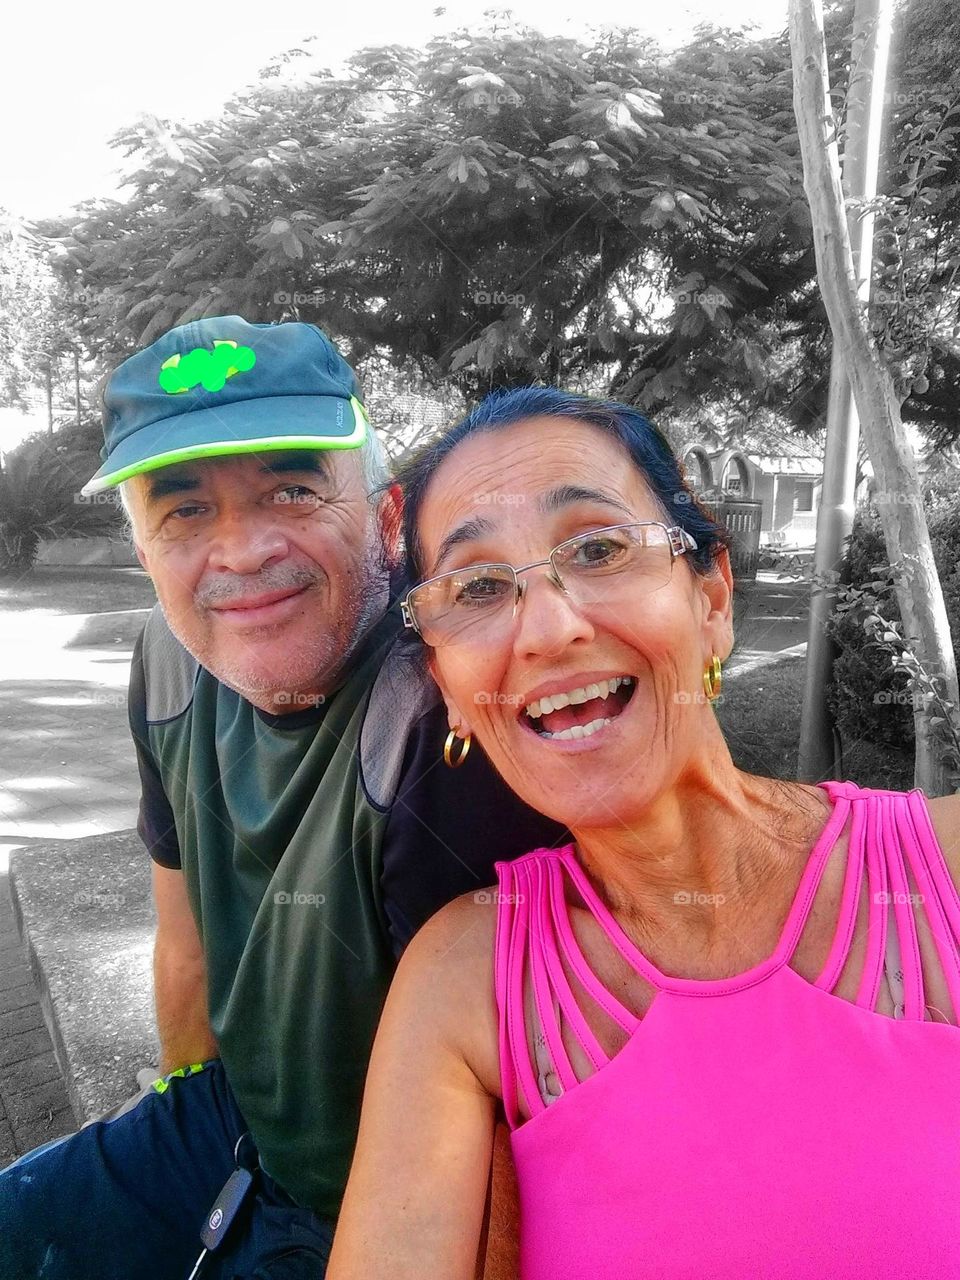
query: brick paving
[
  {"left": 0, "top": 869, "right": 75, "bottom": 1166},
  {"left": 0, "top": 569, "right": 148, "bottom": 1169}
]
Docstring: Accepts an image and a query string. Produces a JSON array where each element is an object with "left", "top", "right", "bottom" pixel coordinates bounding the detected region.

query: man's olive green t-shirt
[{"left": 128, "top": 593, "right": 568, "bottom": 1218}]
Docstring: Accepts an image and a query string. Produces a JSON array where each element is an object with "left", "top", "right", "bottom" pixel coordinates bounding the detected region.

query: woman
[{"left": 328, "top": 387, "right": 960, "bottom": 1279}]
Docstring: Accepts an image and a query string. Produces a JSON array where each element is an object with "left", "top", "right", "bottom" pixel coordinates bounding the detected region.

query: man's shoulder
[
  {"left": 138, "top": 602, "right": 200, "bottom": 724},
  {"left": 358, "top": 637, "right": 441, "bottom": 811}
]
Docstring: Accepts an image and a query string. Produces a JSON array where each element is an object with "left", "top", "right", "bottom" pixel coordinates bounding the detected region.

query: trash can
[{"left": 713, "top": 498, "right": 763, "bottom": 581}]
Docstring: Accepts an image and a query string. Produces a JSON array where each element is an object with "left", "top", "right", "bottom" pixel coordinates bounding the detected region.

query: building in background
[{"left": 681, "top": 434, "right": 833, "bottom": 550}]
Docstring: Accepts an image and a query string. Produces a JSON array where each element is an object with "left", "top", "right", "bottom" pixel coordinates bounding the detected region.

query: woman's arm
[{"left": 329, "top": 898, "right": 501, "bottom": 1280}]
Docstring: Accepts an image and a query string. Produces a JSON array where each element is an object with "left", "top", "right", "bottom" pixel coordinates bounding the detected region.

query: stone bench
[{"left": 9, "top": 830, "right": 158, "bottom": 1123}]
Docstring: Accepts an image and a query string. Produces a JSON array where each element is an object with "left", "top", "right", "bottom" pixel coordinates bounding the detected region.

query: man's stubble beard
[{"left": 176, "top": 538, "right": 392, "bottom": 710}]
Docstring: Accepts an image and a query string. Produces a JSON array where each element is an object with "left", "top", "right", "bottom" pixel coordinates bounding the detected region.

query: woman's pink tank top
[{"left": 493, "top": 781, "right": 960, "bottom": 1279}]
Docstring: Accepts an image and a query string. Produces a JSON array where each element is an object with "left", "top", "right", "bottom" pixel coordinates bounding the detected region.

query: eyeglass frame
[{"left": 400, "top": 520, "right": 700, "bottom": 643}]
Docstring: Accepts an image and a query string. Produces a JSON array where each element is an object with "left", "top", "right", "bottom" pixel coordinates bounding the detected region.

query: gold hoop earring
[
  {"left": 443, "top": 726, "right": 472, "bottom": 768},
  {"left": 702, "top": 655, "right": 723, "bottom": 702}
]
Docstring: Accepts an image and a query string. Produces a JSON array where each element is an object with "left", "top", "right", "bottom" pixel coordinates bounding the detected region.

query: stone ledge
[{"left": 8, "top": 831, "right": 158, "bottom": 1123}]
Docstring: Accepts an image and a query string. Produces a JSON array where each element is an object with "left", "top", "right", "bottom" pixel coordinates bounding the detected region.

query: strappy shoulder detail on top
[{"left": 493, "top": 780, "right": 960, "bottom": 1128}]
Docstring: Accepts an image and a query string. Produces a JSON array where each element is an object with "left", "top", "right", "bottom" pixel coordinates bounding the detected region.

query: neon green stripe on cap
[{"left": 82, "top": 397, "right": 368, "bottom": 495}]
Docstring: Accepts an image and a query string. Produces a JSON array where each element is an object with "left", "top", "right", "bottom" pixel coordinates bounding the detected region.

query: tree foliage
[
  {"left": 32, "top": 2, "right": 960, "bottom": 440},
  {"left": 0, "top": 214, "right": 83, "bottom": 412}
]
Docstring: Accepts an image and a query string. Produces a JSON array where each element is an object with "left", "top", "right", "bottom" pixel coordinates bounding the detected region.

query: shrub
[
  {"left": 828, "top": 473, "right": 960, "bottom": 758},
  {"left": 0, "top": 434, "right": 112, "bottom": 574}
]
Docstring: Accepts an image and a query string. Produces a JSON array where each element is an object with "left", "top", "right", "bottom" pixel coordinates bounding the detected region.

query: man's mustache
[{"left": 195, "top": 564, "right": 321, "bottom": 609}]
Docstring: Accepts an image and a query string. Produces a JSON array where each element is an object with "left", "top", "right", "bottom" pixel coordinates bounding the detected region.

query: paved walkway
[
  {"left": 0, "top": 568, "right": 150, "bottom": 1166},
  {"left": 727, "top": 571, "right": 811, "bottom": 674}
]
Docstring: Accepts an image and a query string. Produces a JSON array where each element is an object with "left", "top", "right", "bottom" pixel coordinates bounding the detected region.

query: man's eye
[
  {"left": 169, "top": 503, "right": 207, "bottom": 520},
  {"left": 273, "top": 485, "right": 321, "bottom": 509}
]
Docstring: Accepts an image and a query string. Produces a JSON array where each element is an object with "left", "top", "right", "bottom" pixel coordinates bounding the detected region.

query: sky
[{"left": 1, "top": 0, "right": 788, "bottom": 222}]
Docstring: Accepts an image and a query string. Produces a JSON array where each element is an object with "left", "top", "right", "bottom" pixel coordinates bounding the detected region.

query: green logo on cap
[{"left": 159, "top": 340, "right": 256, "bottom": 394}]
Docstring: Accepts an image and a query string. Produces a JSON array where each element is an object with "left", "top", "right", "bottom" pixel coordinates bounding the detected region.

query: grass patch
[
  {"left": 719, "top": 654, "right": 913, "bottom": 790},
  {"left": 0, "top": 566, "right": 156, "bottom": 615}
]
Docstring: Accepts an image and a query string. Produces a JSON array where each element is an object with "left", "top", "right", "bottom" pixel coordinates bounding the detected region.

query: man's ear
[
  {"left": 133, "top": 542, "right": 148, "bottom": 573},
  {"left": 376, "top": 482, "right": 404, "bottom": 570}
]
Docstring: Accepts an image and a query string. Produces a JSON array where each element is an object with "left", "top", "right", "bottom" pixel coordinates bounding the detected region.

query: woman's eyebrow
[
  {"left": 538, "top": 484, "right": 633, "bottom": 518},
  {"left": 432, "top": 486, "right": 634, "bottom": 571},
  {"left": 433, "top": 516, "right": 495, "bottom": 570}
]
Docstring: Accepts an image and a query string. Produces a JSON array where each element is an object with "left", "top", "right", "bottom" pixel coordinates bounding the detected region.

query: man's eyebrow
[
  {"left": 146, "top": 473, "right": 201, "bottom": 501},
  {"left": 431, "top": 486, "right": 633, "bottom": 571},
  {"left": 144, "top": 452, "right": 330, "bottom": 503},
  {"left": 256, "top": 451, "right": 330, "bottom": 477}
]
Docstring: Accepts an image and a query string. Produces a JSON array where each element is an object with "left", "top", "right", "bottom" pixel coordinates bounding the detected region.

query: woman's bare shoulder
[
  {"left": 395, "top": 890, "right": 503, "bottom": 1097},
  {"left": 918, "top": 791, "right": 960, "bottom": 886}
]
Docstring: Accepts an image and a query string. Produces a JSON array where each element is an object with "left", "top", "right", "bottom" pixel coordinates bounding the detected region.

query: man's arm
[
  {"left": 152, "top": 863, "right": 218, "bottom": 1074},
  {"left": 128, "top": 624, "right": 216, "bottom": 1072}
]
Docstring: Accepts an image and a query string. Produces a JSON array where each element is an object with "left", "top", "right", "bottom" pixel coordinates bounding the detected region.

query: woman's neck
[{"left": 570, "top": 756, "right": 831, "bottom": 964}]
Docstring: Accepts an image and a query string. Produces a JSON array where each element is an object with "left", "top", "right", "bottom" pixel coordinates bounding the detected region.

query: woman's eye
[
  {"left": 456, "top": 576, "right": 510, "bottom": 606},
  {"left": 573, "top": 538, "right": 626, "bottom": 566}
]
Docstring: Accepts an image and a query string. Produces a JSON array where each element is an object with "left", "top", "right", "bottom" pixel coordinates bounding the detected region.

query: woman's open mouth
[{"left": 520, "top": 675, "right": 636, "bottom": 743}]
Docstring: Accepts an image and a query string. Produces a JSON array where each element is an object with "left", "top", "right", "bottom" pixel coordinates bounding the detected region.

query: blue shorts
[{"left": 0, "top": 1059, "right": 334, "bottom": 1279}]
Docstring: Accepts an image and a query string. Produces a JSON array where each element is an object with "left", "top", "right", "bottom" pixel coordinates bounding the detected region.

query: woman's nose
[{"left": 512, "top": 567, "right": 595, "bottom": 657}]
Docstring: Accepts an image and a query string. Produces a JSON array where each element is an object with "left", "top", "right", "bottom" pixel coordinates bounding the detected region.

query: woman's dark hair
[{"left": 384, "top": 386, "right": 732, "bottom": 584}]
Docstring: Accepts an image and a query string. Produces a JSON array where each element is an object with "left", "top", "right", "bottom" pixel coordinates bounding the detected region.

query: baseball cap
[{"left": 81, "top": 315, "right": 369, "bottom": 496}]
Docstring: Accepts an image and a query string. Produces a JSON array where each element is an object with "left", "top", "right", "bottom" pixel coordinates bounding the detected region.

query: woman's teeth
[
  {"left": 540, "top": 716, "right": 614, "bottom": 741},
  {"left": 524, "top": 675, "right": 634, "bottom": 722}
]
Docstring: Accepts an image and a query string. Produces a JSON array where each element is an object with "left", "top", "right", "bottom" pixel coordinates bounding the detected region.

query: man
[{"left": 0, "top": 316, "right": 565, "bottom": 1277}]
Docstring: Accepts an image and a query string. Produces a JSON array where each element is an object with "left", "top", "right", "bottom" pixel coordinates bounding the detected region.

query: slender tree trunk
[
  {"left": 74, "top": 350, "right": 81, "bottom": 427},
  {"left": 798, "top": 0, "right": 891, "bottom": 784},
  {"left": 789, "top": 0, "right": 960, "bottom": 794},
  {"left": 45, "top": 363, "right": 53, "bottom": 435}
]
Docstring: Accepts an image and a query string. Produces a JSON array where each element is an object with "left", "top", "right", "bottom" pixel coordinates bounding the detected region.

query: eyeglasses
[{"left": 401, "top": 521, "right": 699, "bottom": 648}]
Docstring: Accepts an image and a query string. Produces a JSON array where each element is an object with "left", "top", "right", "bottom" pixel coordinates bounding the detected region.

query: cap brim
[{"left": 81, "top": 394, "right": 367, "bottom": 496}]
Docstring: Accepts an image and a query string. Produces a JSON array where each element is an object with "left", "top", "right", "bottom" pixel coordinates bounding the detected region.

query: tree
[
  {"left": 33, "top": 22, "right": 810, "bottom": 417},
  {"left": 790, "top": 0, "right": 960, "bottom": 794},
  {"left": 0, "top": 212, "right": 94, "bottom": 429},
  {"left": 31, "top": 7, "right": 960, "bottom": 443}
]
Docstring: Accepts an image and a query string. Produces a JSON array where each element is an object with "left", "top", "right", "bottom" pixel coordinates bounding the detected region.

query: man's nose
[{"left": 206, "top": 508, "right": 290, "bottom": 575}]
